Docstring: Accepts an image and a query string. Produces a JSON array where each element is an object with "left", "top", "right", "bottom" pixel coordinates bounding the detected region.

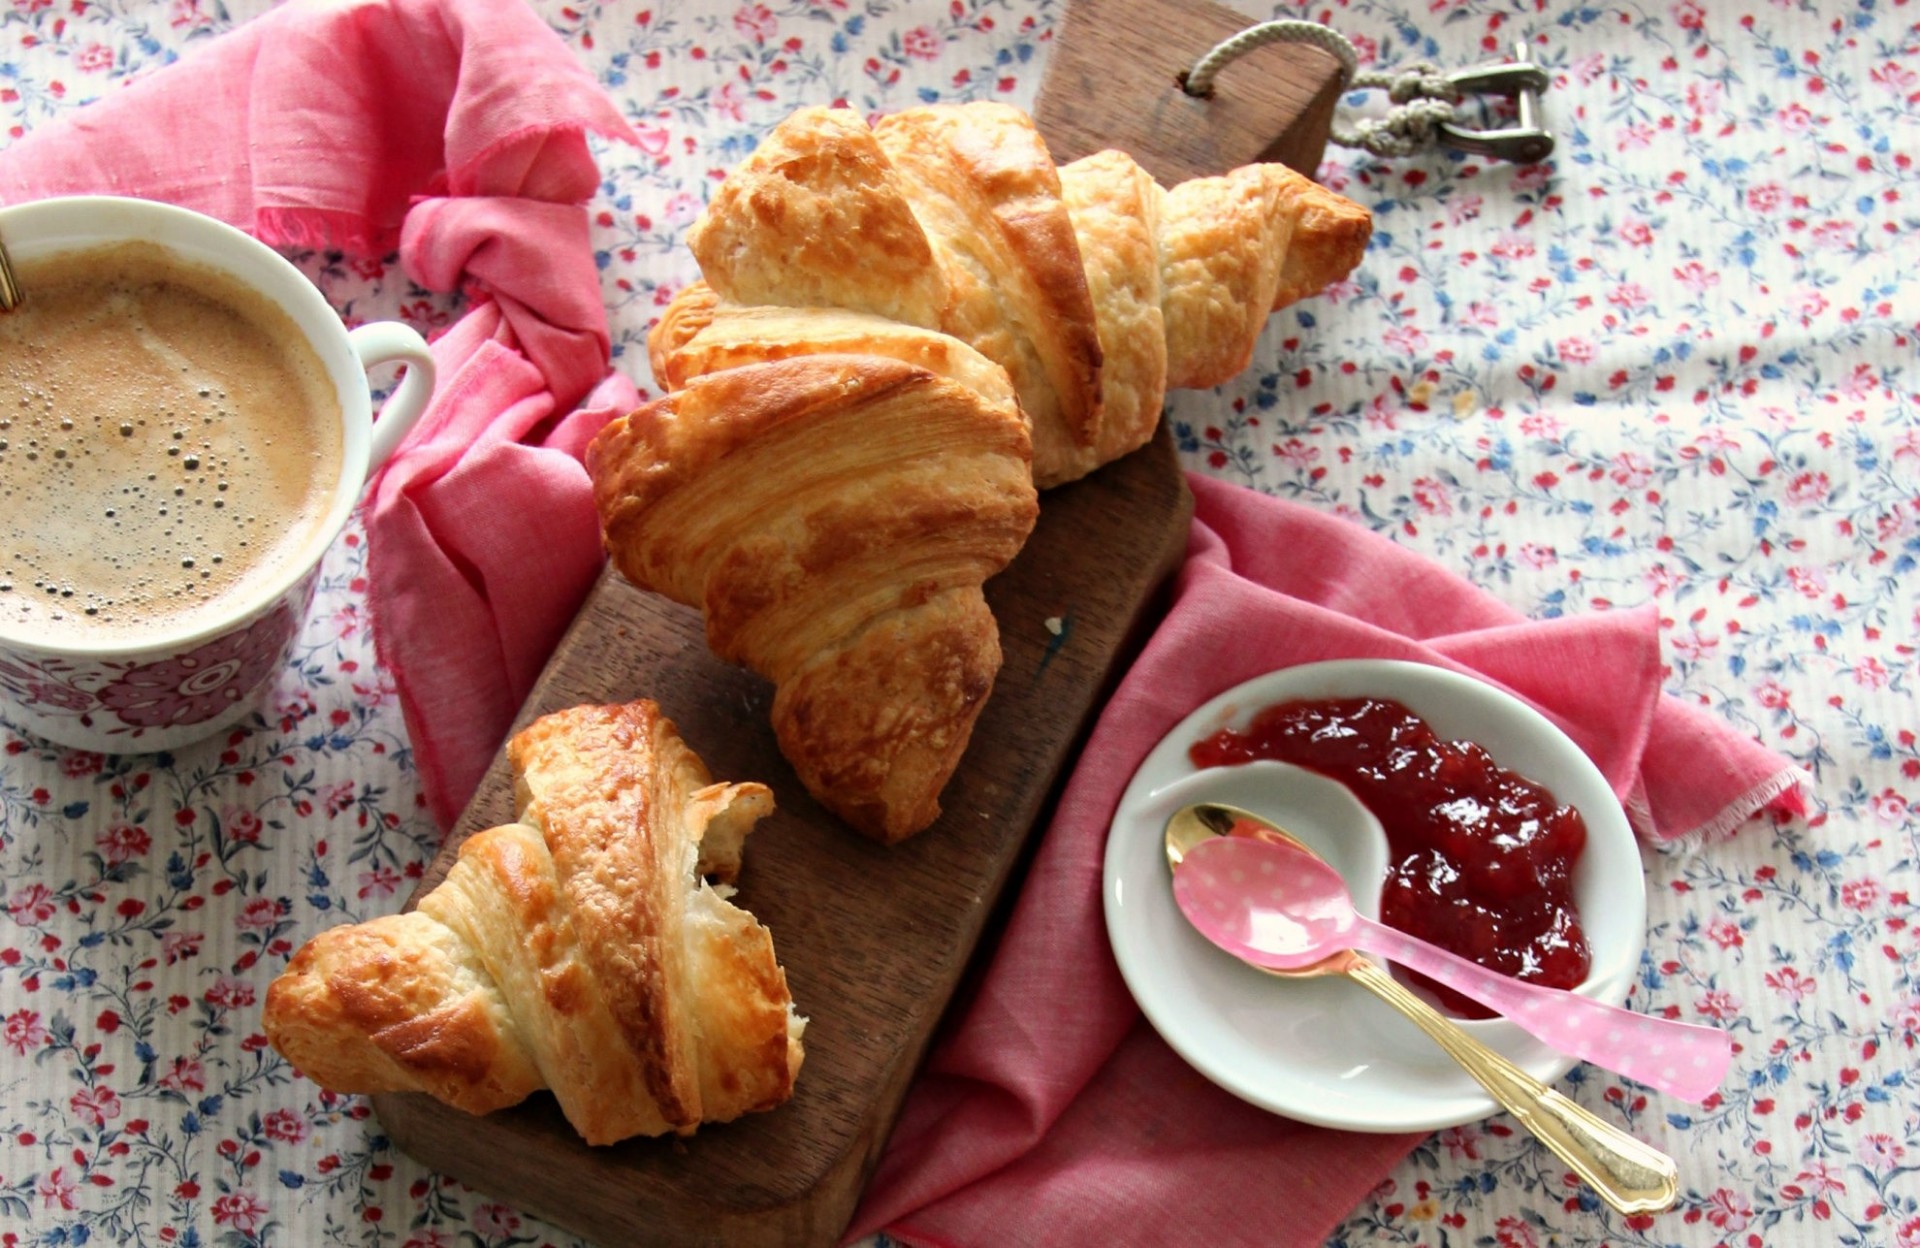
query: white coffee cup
[{"left": 0, "top": 196, "right": 434, "bottom": 753}]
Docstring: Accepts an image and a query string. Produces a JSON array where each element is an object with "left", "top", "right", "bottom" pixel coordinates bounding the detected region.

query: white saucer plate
[{"left": 1102, "top": 659, "right": 1645, "bottom": 1133}]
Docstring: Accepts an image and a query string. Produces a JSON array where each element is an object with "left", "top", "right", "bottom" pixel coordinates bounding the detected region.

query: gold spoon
[
  {"left": 0, "top": 232, "right": 20, "bottom": 310},
  {"left": 1164, "top": 801, "right": 1679, "bottom": 1216}
]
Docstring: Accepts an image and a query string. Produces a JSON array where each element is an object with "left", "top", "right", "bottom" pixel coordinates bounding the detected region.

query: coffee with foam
[{"left": 0, "top": 242, "right": 343, "bottom": 645}]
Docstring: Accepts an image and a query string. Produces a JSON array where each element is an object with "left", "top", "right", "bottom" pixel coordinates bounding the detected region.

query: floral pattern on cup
[
  {"left": 0, "top": 657, "right": 93, "bottom": 712},
  {"left": 94, "top": 605, "right": 295, "bottom": 728}
]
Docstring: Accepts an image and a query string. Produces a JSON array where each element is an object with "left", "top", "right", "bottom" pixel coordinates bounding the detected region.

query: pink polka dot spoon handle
[{"left": 1174, "top": 834, "right": 1734, "bottom": 1102}]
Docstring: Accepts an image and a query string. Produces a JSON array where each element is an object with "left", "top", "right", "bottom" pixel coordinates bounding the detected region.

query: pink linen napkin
[
  {"left": 850, "top": 472, "right": 1805, "bottom": 1248},
  {"left": 0, "top": 0, "right": 639, "bottom": 826}
]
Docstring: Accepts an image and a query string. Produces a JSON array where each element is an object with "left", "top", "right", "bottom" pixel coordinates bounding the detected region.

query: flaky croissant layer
[
  {"left": 263, "top": 701, "right": 805, "bottom": 1145},
  {"left": 588, "top": 355, "right": 1038, "bottom": 842},
  {"left": 664, "top": 101, "right": 1372, "bottom": 488}
]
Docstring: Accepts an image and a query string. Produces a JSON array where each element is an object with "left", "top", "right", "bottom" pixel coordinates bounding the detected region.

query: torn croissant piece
[
  {"left": 262, "top": 701, "right": 804, "bottom": 1146},
  {"left": 586, "top": 354, "right": 1039, "bottom": 842},
  {"left": 669, "top": 101, "right": 1371, "bottom": 488}
]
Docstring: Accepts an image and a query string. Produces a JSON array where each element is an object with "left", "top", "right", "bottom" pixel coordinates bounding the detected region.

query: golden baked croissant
[
  {"left": 657, "top": 102, "right": 1371, "bottom": 488},
  {"left": 262, "top": 701, "right": 804, "bottom": 1145},
  {"left": 587, "top": 355, "right": 1038, "bottom": 843}
]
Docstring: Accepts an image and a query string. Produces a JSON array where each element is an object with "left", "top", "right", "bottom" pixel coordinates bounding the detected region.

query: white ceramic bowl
[{"left": 1103, "top": 659, "right": 1645, "bottom": 1133}]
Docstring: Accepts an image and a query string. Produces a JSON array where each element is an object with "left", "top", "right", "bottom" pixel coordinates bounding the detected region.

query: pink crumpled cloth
[
  {"left": 850, "top": 472, "right": 1806, "bottom": 1248},
  {"left": 0, "top": 0, "right": 639, "bottom": 826}
]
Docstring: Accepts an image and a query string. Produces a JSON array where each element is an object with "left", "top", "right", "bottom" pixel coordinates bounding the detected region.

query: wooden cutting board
[
  {"left": 373, "top": 428, "right": 1191, "bottom": 1246},
  {"left": 372, "top": 3, "right": 1343, "bottom": 1242}
]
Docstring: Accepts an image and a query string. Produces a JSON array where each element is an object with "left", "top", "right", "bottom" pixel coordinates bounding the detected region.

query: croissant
[
  {"left": 659, "top": 102, "right": 1372, "bottom": 488},
  {"left": 262, "top": 700, "right": 804, "bottom": 1145},
  {"left": 587, "top": 354, "right": 1037, "bottom": 842}
]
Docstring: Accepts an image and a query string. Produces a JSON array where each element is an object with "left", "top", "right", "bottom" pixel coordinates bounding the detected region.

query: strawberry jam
[{"left": 1188, "top": 696, "right": 1590, "bottom": 1017}]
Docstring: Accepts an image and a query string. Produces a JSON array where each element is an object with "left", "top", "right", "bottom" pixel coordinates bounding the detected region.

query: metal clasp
[{"left": 1437, "top": 43, "right": 1554, "bottom": 164}]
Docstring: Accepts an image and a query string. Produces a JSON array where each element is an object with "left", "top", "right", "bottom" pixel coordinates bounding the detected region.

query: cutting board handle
[{"left": 1034, "top": 0, "right": 1347, "bottom": 184}]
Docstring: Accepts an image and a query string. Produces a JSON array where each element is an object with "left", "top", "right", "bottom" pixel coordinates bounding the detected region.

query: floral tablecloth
[{"left": 2, "top": 0, "right": 1915, "bottom": 1245}]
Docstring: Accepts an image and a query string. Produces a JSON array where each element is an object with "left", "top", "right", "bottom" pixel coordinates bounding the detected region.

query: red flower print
[
  {"left": 1608, "top": 452, "right": 1652, "bottom": 488},
  {"left": 1695, "top": 989, "right": 1741, "bottom": 1021},
  {"left": 224, "top": 806, "right": 264, "bottom": 844},
  {"left": 235, "top": 898, "right": 283, "bottom": 933},
  {"left": 1685, "top": 79, "right": 1722, "bottom": 116},
  {"left": 1518, "top": 412, "right": 1563, "bottom": 438},
  {"left": 261, "top": 1107, "right": 308, "bottom": 1143},
  {"left": 204, "top": 976, "right": 256, "bottom": 1011},
  {"left": 1462, "top": 300, "right": 1499, "bottom": 328},
  {"left": 1860, "top": 1133, "right": 1907, "bottom": 1173},
  {"left": 1673, "top": 261, "right": 1719, "bottom": 295},
  {"left": 1670, "top": 631, "right": 1719, "bottom": 663},
  {"left": 1518, "top": 543, "right": 1557, "bottom": 570},
  {"left": 1556, "top": 336, "right": 1595, "bottom": 364},
  {"left": 473, "top": 1204, "right": 521, "bottom": 1237},
  {"left": 6, "top": 883, "right": 55, "bottom": 926},
  {"left": 1616, "top": 216, "right": 1652, "bottom": 246},
  {"left": 1784, "top": 566, "right": 1827, "bottom": 598},
  {"left": 1872, "top": 59, "right": 1919, "bottom": 96},
  {"left": 59, "top": 751, "right": 103, "bottom": 777},
  {"left": 1382, "top": 324, "right": 1428, "bottom": 355},
  {"left": 1851, "top": 658, "right": 1890, "bottom": 689},
  {"left": 1707, "top": 917, "right": 1744, "bottom": 950},
  {"left": 37, "top": 1167, "right": 76, "bottom": 1212},
  {"left": 1706, "top": 1187, "right": 1752, "bottom": 1230},
  {"left": 1438, "top": 1125, "right": 1480, "bottom": 1159},
  {"left": 1494, "top": 1216, "right": 1540, "bottom": 1248},
  {"left": 1670, "top": 0, "right": 1704, "bottom": 29},
  {"left": 323, "top": 780, "right": 357, "bottom": 817},
  {"left": 732, "top": 3, "right": 775, "bottom": 43},
  {"left": 1489, "top": 230, "right": 1535, "bottom": 260},
  {"left": 1766, "top": 966, "right": 1816, "bottom": 1002},
  {"left": 1839, "top": 878, "right": 1882, "bottom": 911},
  {"left": 1793, "top": 288, "right": 1830, "bottom": 322},
  {"left": 901, "top": 25, "right": 940, "bottom": 60},
  {"left": 1898, "top": 1215, "right": 1920, "bottom": 1248},
  {"left": 403, "top": 1232, "right": 453, "bottom": 1248},
  {"left": 1607, "top": 281, "right": 1651, "bottom": 310},
  {"left": 4, "top": 1009, "right": 48, "bottom": 1055},
  {"left": 74, "top": 42, "right": 113, "bottom": 72},
  {"left": 357, "top": 865, "right": 401, "bottom": 900},
  {"left": 69, "top": 1085, "right": 121, "bottom": 1128},
  {"left": 211, "top": 1192, "right": 268, "bottom": 1235},
  {"left": 1274, "top": 438, "right": 1320, "bottom": 470},
  {"left": 161, "top": 931, "right": 203, "bottom": 965},
  {"left": 96, "top": 823, "right": 151, "bottom": 865},
  {"left": 1811, "top": 220, "right": 1856, "bottom": 250},
  {"left": 662, "top": 190, "right": 701, "bottom": 227},
  {"left": 157, "top": 1056, "right": 205, "bottom": 1093},
  {"left": 1411, "top": 477, "right": 1454, "bottom": 516},
  {"left": 1796, "top": 1161, "right": 1845, "bottom": 1195},
  {"left": 1754, "top": 678, "right": 1791, "bottom": 709},
  {"left": 1746, "top": 182, "right": 1783, "bottom": 212},
  {"left": 98, "top": 607, "right": 291, "bottom": 728},
  {"left": 1869, "top": 790, "right": 1908, "bottom": 825},
  {"left": 1777, "top": 102, "right": 1814, "bottom": 133}
]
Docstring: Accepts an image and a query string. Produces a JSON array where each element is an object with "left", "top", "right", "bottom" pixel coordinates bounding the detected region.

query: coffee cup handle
[{"left": 348, "top": 322, "right": 438, "bottom": 482}]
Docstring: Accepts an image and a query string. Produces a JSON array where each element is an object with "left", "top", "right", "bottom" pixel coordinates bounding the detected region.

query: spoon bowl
[{"left": 1162, "top": 799, "right": 1357, "bottom": 977}]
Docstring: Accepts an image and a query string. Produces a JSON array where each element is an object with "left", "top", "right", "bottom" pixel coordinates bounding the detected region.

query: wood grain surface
[
  {"left": 1034, "top": 0, "right": 1345, "bottom": 184},
  {"left": 372, "top": 428, "right": 1192, "bottom": 1246}
]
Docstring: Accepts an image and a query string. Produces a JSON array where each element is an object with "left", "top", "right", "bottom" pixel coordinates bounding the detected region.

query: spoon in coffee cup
[
  {"left": 0, "top": 232, "right": 21, "bottom": 310},
  {"left": 1164, "top": 801, "right": 1680, "bottom": 1216}
]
